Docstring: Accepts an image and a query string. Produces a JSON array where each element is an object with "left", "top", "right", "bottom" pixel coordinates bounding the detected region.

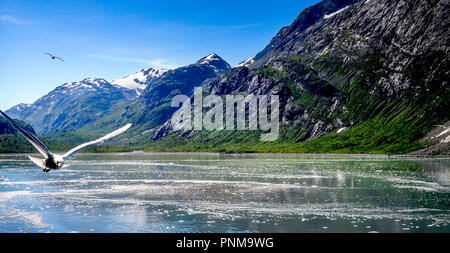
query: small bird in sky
[
  {"left": 44, "top": 52, "right": 65, "bottom": 62},
  {"left": 0, "top": 110, "right": 132, "bottom": 172}
]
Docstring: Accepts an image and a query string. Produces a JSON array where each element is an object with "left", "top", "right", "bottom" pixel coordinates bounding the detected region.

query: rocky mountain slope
[
  {"left": 147, "top": 0, "right": 449, "bottom": 154},
  {"left": 6, "top": 78, "right": 137, "bottom": 134},
  {"left": 410, "top": 121, "right": 450, "bottom": 155},
  {"left": 4, "top": 53, "right": 231, "bottom": 152},
  {"left": 250, "top": 0, "right": 360, "bottom": 68},
  {"left": 74, "top": 53, "right": 231, "bottom": 136}
]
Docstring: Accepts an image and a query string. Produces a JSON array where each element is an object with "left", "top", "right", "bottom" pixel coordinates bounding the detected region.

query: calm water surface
[{"left": 0, "top": 153, "right": 449, "bottom": 233}]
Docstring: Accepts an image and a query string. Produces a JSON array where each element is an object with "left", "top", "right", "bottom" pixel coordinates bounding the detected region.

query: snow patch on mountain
[
  {"left": 11, "top": 103, "right": 30, "bottom": 112},
  {"left": 111, "top": 68, "right": 167, "bottom": 93},
  {"left": 203, "top": 53, "right": 216, "bottom": 62},
  {"left": 62, "top": 78, "right": 110, "bottom": 90},
  {"left": 234, "top": 56, "right": 255, "bottom": 68},
  {"left": 324, "top": 6, "right": 350, "bottom": 19}
]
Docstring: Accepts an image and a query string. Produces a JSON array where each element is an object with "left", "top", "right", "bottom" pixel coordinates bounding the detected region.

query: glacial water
[{"left": 0, "top": 153, "right": 449, "bottom": 233}]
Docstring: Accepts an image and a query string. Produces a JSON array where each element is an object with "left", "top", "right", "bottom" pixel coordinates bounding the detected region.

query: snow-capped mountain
[
  {"left": 110, "top": 68, "right": 168, "bottom": 95},
  {"left": 79, "top": 53, "right": 232, "bottom": 134},
  {"left": 7, "top": 78, "right": 136, "bottom": 134},
  {"left": 195, "top": 53, "right": 231, "bottom": 74},
  {"left": 6, "top": 54, "right": 231, "bottom": 135}
]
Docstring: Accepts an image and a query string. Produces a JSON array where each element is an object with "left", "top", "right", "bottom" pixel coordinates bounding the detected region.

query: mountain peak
[
  {"left": 195, "top": 53, "right": 231, "bottom": 74},
  {"left": 196, "top": 53, "right": 222, "bottom": 64}
]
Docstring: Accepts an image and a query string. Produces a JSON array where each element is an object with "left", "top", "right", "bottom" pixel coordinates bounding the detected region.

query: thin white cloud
[
  {"left": 87, "top": 54, "right": 177, "bottom": 69},
  {"left": 0, "top": 15, "right": 24, "bottom": 25}
]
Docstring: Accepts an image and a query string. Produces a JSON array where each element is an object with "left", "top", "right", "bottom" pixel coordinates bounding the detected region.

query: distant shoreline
[{"left": 1, "top": 151, "right": 449, "bottom": 159}]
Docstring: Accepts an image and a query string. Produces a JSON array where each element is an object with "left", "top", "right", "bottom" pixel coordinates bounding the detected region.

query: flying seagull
[
  {"left": 0, "top": 110, "right": 131, "bottom": 172},
  {"left": 44, "top": 52, "right": 64, "bottom": 62}
]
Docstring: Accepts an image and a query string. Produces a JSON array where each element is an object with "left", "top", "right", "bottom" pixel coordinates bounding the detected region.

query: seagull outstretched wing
[
  {"left": 44, "top": 52, "right": 65, "bottom": 62},
  {"left": 62, "top": 124, "right": 132, "bottom": 159},
  {"left": 0, "top": 110, "right": 52, "bottom": 159}
]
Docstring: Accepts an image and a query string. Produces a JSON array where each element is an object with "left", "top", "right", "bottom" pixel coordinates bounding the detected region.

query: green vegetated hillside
[
  {"left": 0, "top": 116, "right": 38, "bottom": 153},
  {"left": 136, "top": 53, "right": 449, "bottom": 154}
]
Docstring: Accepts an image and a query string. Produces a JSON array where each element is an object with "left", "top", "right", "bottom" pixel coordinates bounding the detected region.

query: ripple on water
[{"left": 0, "top": 156, "right": 449, "bottom": 232}]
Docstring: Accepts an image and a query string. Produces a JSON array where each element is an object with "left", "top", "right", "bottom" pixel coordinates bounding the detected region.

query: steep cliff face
[
  {"left": 271, "top": 0, "right": 450, "bottom": 144},
  {"left": 149, "top": 0, "right": 449, "bottom": 154},
  {"left": 252, "top": 0, "right": 449, "bottom": 69},
  {"left": 266, "top": 0, "right": 449, "bottom": 95},
  {"left": 251, "top": 0, "right": 360, "bottom": 68},
  {"left": 207, "top": 57, "right": 348, "bottom": 138},
  {"left": 152, "top": 56, "right": 348, "bottom": 142}
]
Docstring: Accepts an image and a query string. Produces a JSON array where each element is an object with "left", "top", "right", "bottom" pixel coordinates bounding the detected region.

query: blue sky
[{"left": 0, "top": 0, "right": 319, "bottom": 110}]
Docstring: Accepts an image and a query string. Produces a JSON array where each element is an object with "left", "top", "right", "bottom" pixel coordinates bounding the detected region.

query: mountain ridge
[
  {"left": 111, "top": 67, "right": 168, "bottom": 96},
  {"left": 145, "top": 0, "right": 449, "bottom": 154},
  {"left": 75, "top": 53, "right": 232, "bottom": 137},
  {"left": 6, "top": 53, "right": 230, "bottom": 137},
  {"left": 6, "top": 77, "right": 138, "bottom": 135}
]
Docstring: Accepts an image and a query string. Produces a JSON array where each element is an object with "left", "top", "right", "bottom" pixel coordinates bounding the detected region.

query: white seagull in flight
[{"left": 0, "top": 110, "right": 132, "bottom": 172}]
